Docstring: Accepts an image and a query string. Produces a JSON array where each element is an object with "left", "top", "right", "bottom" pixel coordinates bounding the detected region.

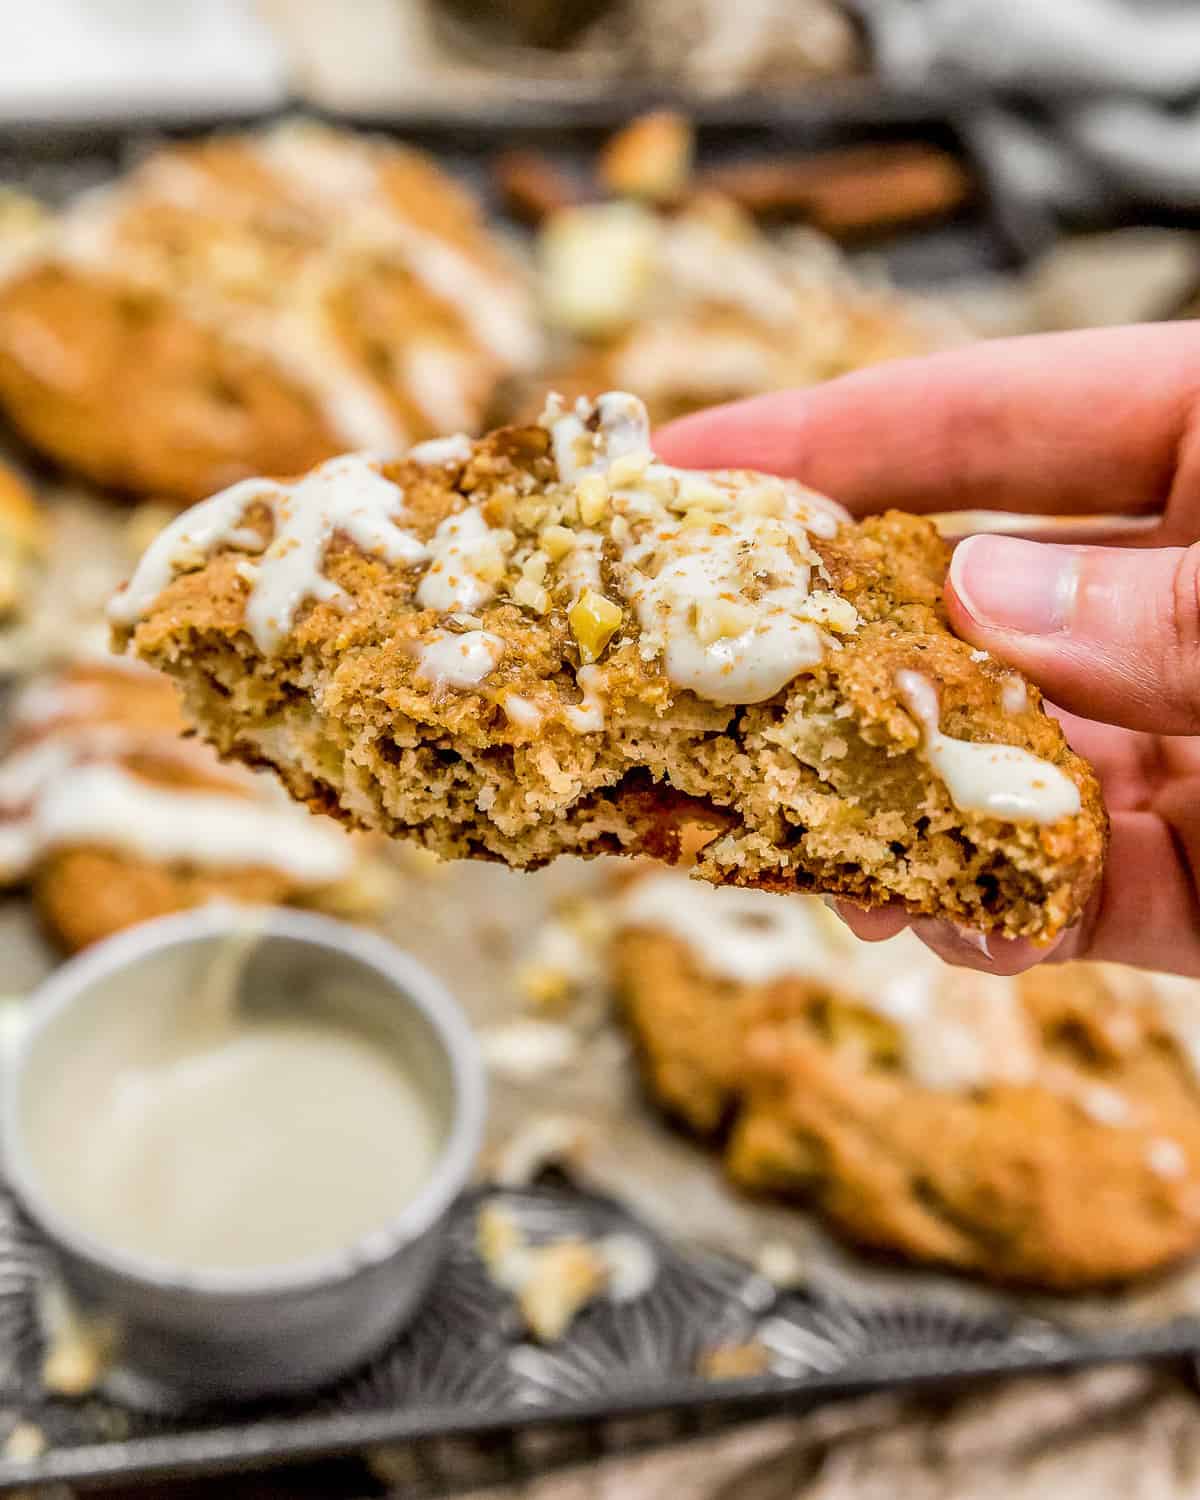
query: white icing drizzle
[
  {"left": 245, "top": 456, "right": 424, "bottom": 651},
  {"left": 110, "top": 456, "right": 427, "bottom": 653},
  {"left": 563, "top": 665, "right": 607, "bottom": 733},
  {"left": 0, "top": 725, "right": 233, "bottom": 814},
  {"left": 240, "top": 303, "right": 407, "bottom": 453},
  {"left": 1147, "top": 1138, "right": 1188, "bottom": 1180},
  {"left": 10, "top": 679, "right": 105, "bottom": 730},
  {"left": 253, "top": 123, "right": 539, "bottom": 371},
  {"left": 1001, "top": 676, "right": 1029, "bottom": 715},
  {"left": 896, "top": 670, "right": 1081, "bottom": 825},
  {"left": 416, "top": 507, "right": 512, "bottom": 613},
  {"left": 415, "top": 629, "right": 504, "bottom": 689},
  {"left": 546, "top": 390, "right": 651, "bottom": 484},
  {"left": 1125, "top": 969, "right": 1200, "bottom": 1083},
  {"left": 25, "top": 122, "right": 539, "bottom": 450},
  {"left": 408, "top": 433, "right": 472, "bottom": 466},
  {"left": 618, "top": 873, "right": 1037, "bottom": 1092},
  {"left": 108, "top": 476, "right": 274, "bottom": 628},
  {"left": 657, "top": 214, "right": 801, "bottom": 326},
  {"left": 404, "top": 344, "right": 477, "bottom": 434},
  {"left": 112, "top": 391, "right": 856, "bottom": 715},
  {"left": 501, "top": 694, "right": 542, "bottom": 729},
  {"left": 0, "top": 675, "right": 354, "bottom": 889},
  {"left": 35, "top": 764, "right": 352, "bottom": 884},
  {"left": 619, "top": 872, "right": 847, "bottom": 988},
  {"left": 614, "top": 325, "right": 773, "bottom": 399},
  {"left": 541, "top": 393, "right": 856, "bottom": 706},
  {"left": 622, "top": 501, "right": 852, "bottom": 705},
  {"left": 50, "top": 174, "right": 410, "bottom": 454},
  {"left": 557, "top": 532, "right": 604, "bottom": 604},
  {"left": 1077, "top": 1083, "right": 1132, "bottom": 1126}
]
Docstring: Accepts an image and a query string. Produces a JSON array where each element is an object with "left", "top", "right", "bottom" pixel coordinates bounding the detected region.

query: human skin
[{"left": 656, "top": 323, "right": 1200, "bottom": 977}]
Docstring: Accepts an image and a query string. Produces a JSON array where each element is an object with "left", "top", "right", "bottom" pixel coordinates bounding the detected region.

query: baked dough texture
[
  {"left": 111, "top": 391, "right": 1104, "bottom": 942},
  {"left": 614, "top": 873, "right": 1200, "bottom": 1289},
  {"left": 529, "top": 199, "right": 955, "bottom": 425},
  {"left": 0, "top": 121, "right": 539, "bottom": 502},
  {"left": 0, "top": 661, "right": 374, "bottom": 951}
]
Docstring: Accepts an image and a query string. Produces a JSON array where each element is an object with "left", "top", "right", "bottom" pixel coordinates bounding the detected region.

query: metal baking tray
[
  {"left": 0, "top": 91, "right": 1049, "bottom": 284},
  {"left": 3, "top": 1178, "right": 1200, "bottom": 1491}
]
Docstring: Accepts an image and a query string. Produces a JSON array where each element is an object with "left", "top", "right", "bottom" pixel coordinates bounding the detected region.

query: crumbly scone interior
[{"left": 112, "top": 391, "right": 1104, "bottom": 941}]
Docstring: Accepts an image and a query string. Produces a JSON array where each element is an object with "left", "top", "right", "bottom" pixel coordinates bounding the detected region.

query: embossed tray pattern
[{"left": 3, "top": 1181, "right": 1199, "bottom": 1489}]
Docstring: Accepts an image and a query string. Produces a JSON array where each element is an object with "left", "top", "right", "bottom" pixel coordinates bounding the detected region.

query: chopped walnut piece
[{"left": 698, "top": 1341, "right": 771, "bottom": 1380}]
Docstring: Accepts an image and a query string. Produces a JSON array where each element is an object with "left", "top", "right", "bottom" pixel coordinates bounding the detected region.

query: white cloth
[
  {"left": 0, "top": 0, "right": 288, "bottom": 124},
  {"left": 859, "top": 0, "right": 1200, "bottom": 212}
]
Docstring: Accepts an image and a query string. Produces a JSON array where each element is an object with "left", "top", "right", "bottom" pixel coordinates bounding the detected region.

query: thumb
[{"left": 946, "top": 535, "right": 1200, "bottom": 734}]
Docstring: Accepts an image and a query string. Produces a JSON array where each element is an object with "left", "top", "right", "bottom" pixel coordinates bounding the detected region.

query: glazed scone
[
  {"left": 109, "top": 390, "right": 1104, "bottom": 939},
  {"left": 0, "top": 121, "right": 539, "bottom": 502},
  {"left": 615, "top": 872, "right": 1200, "bottom": 1289},
  {"left": 0, "top": 661, "right": 377, "bottom": 951},
  {"left": 530, "top": 200, "right": 956, "bottom": 425},
  {"left": 0, "top": 461, "right": 45, "bottom": 622}
]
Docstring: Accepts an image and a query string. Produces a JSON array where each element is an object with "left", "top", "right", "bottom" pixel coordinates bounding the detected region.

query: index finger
[{"left": 654, "top": 324, "right": 1200, "bottom": 525}]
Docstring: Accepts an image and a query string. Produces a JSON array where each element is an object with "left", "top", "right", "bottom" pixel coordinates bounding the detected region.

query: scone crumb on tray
[
  {"left": 515, "top": 899, "right": 612, "bottom": 1012},
  {"left": 2, "top": 1422, "right": 47, "bottom": 1463},
  {"left": 476, "top": 1202, "right": 608, "bottom": 1342},
  {"left": 110, "top": 390, "right": 1105, "bottom": 943},
  {"left": 754, "top": 1241, "right": 809, "bottom": 1289},
  {"left": 476, "top": 1201, "right": 657, "bottom": 1340},
  {"left": 480, "top": 1018, "right": 581, "bottom": 1081},
  {"left": 697, "top": 1341, "right": 772, "bottom": 1381},
  {"left": 39, "top": 1286, "right": 118, "bottom": 1398},
  {"left": 488, "top": 1114, "right": 592, "bottom": 1188}
]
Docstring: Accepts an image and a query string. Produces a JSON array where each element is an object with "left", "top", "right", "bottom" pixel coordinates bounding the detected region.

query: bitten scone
[
  {"left": 531, "top": 199, "right": 955, "bottom": 425},
  {"left": 0, "top": 121, "right": 539, "bottom": 502},
  {"left": 614, "top": 872, "right": 1200, "bottom": 1289},
  {"left": 110, "top": 391, "right": 1104, "bottom": 941},
  {"left": 0, "top": 659, "right": 376, "bottom": 951}
]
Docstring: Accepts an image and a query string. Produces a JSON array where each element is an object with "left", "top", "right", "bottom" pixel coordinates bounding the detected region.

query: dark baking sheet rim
[
  {"left": 0, "top": 87, "right": 1052, "bottom": 293},
  {"left": 4, "top": 1312, "right": 1200, "bottom": 1488},
  {"left": 0, "top": 81, "right": 973, "bottom": 144}
]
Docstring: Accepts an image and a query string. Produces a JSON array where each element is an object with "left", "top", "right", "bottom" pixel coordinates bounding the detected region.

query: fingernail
[{"left": 949, "top": 535, "right": 1079, "bottom": 636}]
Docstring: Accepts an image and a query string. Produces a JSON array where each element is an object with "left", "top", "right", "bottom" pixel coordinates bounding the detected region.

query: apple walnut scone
[
  {"left": 109, "top": 392, "right": 1105, "bottom": 940},
  {"left": 614, "top": 873, "right": 1200, "bottom": 1289}
]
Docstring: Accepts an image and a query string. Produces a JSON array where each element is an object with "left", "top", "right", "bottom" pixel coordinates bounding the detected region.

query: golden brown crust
[
  {"left": 117, "top": 412, "right": 1104, "bottom": 941},
  {"left": 0, "top": 265, "right": 342, "bottom": 501},
  {"left": 3, "top": 665, "right": 365, "bottom": 950},
  {"left": 0, "top": 460, "right": 44, "bottom": 620},
  {"left": 33, "top": 842, "right": 315, "bottom": 954},
  {"left": 616, "top": 926, "right": 1200, "bottom": 1289},
  {"left": 0, "top": 125, "right": 536, "bottom": 502}
]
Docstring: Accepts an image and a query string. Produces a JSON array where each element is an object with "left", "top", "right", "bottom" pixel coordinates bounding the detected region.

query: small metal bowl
[{"left": 2, "top": 906, "right": 485, "bottom": 1404}]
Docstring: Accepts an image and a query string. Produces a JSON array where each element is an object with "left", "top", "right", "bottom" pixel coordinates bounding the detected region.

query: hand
[{"left": 656, "top": 324, "right": 1200, "bottom": 977}]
